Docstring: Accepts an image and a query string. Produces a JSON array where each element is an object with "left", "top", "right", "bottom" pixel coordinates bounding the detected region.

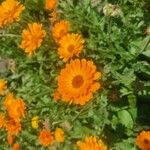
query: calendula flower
[
  {"left": 7, "top": 98, "right": 26, "bottom": 122},
  {"left": 0, "top": 79, "right": 7, "bottom": 95},
  {"left": 0, "top": 112, "right": 5, "bottom": 128},
  {"left": 0, "top": 0, "right": 25, "bottom": 28},
  {"left": 4, "top": 93, "right": 26, "bottom": 121},
  {"left": 45, "top": 0, "right": 57, "bottom": 10},
  {"left": 31, "top": 116, "right": 39, "bottom": 129},
  {"left": 77, "top": 136, "right": 107, "bottom": 150},
  {"left": 3, "top": 92, "right": 15, "bottom": 109},
  {"left": 57, "top": 59, "right": 101, "bottom": 105},
  {"left": 136, "top": 131, "right": 150, "bottom": 150},
  {"left": 54, "top": 128, "right": 64, "bottom": 142},
  {"left": 13, "top": 143, "right": 19, "bottom": 150},
  {"left": 58, "top": 33, "right": 85, "bottom": 62},
  {"left": 52, "top": 20, "right": 69, "bottom": 42},
  {"left": 20, "top": 23, "right": 46, "bottom": 56},
  {"left": 39, "top": 129, "right": 54, "bottom": 147},
  {"left": 5, "top": 118, "right": 21, "bottom": 135}
]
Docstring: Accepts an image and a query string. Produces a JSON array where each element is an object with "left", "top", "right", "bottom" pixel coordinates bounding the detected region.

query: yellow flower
[
  {"left": 20, "top": 23, "right": 46, "bottom": 56},
  {"left": 56, "top": 59, "right": 101, "bottom": 105},
  {"left": 136, "top": 130, "right": 150, "bottom": 150},
  {"left": 54, "top": 128, "right": 64, "bottom": 142},
  {"left": 58, "top": 33, "right": 85, "bottom": 62},
  {"left": 31, "top": 116, "right": 39, "bottom": 129},
  {"left": 0, "top": 79, "right": 7, "bottom": 95},
  {"left": 52, "top": 20, "right": 70, "bottom": 43},
  {"left": 77, "top": 136, "right": 107, "bottom": 150},
  {"left": 0, "top": 0, "right": 25, "bottom": 28}
]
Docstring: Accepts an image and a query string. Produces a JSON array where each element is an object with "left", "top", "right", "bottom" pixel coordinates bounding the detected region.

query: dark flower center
[{"left": 72, "top": 75, "right": 84, "bottom": 88}]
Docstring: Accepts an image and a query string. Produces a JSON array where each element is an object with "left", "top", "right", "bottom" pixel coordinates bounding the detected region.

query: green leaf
[{"left": 117, "top": 110, "right": 134, "bottom": 129}]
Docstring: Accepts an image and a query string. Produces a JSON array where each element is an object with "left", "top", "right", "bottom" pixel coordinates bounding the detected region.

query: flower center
[
  {"left": 72, "top": 75, "right": 84, "bottom": 88},
  {"left": 144, "top": 139, "right": 149, "bottom": 145},
  {"left": 68, "top": 44, "right": 74, "bottom": 53}
]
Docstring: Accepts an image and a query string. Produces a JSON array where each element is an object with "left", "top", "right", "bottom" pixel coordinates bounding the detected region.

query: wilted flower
[{"left": 103, "top": 3, "right": 121, "bottom": 17}]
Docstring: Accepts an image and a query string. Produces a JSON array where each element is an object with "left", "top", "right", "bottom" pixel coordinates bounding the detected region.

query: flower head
[
  {"left": 13, "top": 143, "right": 19, "bottom": 150},
  {"left": 7, "top": 98, "right": 26, "bottom": 122},
  {"left": 20, "top": 23, "right": 46, "bottom": 56},
  {"left": 0, "top": 79, "right": 7, "bottom": 95},
  {"left": 45, "top": 0, "right": 57, "bottom": 10},
  {"left": 54, "top": 128, "right": 64, "bottom": 142},
  {"left": 58, "top": 33, "right": 85, "bottom": 62},
  {"left": 0, "top": 0, "right": 24, "bottom": 28},
  {"left": 52, "top": 20, "right": 69, "bottom": 42},
  {"left": 39, "top": 129, "right": 54, "bottom": 147},
  {"left": 4, "top": 93, "right": 26, "bottom": 121},
  {"left": 5, "top": 118, "right": 21, "bottom": 135},
  {"left": 3, "top": 92, "right": 15, "bottom": 109},
  {"left": 77, "top": 136, "right": 107, "bottom": 150},
  {"left": 31, "top": 116, "right": 39, "bottom": 129},
  {"left": 136, "top": 131, "right": 150, "bottom": 150},
  {"left": 56, "top": 59, "right": 101, "bottom": 105}
]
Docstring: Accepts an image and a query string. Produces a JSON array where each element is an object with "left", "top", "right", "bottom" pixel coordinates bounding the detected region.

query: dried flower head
[{"left": 103, "top": 3, "right": 121, "bottom": 17}]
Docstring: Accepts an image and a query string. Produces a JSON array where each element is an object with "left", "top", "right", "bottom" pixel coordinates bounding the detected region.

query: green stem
[{"left": 0, "top": 34, "right": 21, "bottom": 38}]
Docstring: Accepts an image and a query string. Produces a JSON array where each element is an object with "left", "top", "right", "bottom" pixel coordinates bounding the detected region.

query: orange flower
[
  {"left": 3, "top": 92, "right": 15, "bottom": 110},
  {"left": 3, "top": 93, "right": 26, "bottom": 121},
  {"left": 0, "top": 0, "right": 24, "bottom": 28},
  {"left": 0, "top": 112, "right": 5, "bottom": 128},
  {"left": 39, "top": 129, "right": 54, "bottom": 147},
  {"left": 57, "top": 59, "right": 101, "bottom": 105},
  {"left": 0, "top": 79, "right": 7, "bottom": 95},
  {"left": 20, "top": 23, "right": 46, "bottom": 56},
  {"left": 7, "top": 98, "right": 26, "bottom": 121},
  {"left": 136, "top": 130, "right": 150, "bottom": 150},
  {"left": 13, "top": 143, "right": 19, "bottom": 150},
  {"left": 52, "top": 20, "right": 69, "bottom": 42},
  {"left": 77, "top": 136, "right": 107, "bottom": 150},
  {"left": 7, "top": 134, "right": 14, "bottom": 145},
  {"left": 54, "top": 128, "right": 64, "bottom": 142},
  {"left": 45, "top": 0, "right": 57, "bottom": 10},
  {"left": 58, "top": 33, "right": 85, "bottom": 62},
  {"left": 5, "top": 118, "right": 21, "bottom": 135}
]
